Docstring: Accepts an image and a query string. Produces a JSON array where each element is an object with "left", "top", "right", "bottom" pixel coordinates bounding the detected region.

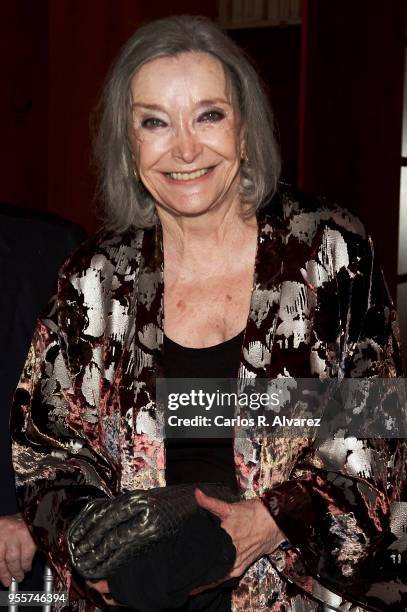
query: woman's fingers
[
  {"left": 4, "top": 542, "right": 24, "bottom": 583},
  {"left": 192, "top": 496, "right": 282, "bottom": 593},
  {"left": 0, "top": 515, "right": 37, "bottom": 587},
  {"left": 19, "top": 532, "right": 36, "bottom": 574},
  {"left": 194, "top": 488, "right": 231, "bottom": 520},
  {"left": 86, "top": 578, "right": 110, "bottom": 593},
  {"left": 0, "top": 540, "right": 12, "bottom": 587},
  {"left": 102, "top": 593, "right": 120, "bottom": 605}
]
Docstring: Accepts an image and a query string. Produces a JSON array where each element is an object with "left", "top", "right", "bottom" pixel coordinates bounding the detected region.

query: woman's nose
[{"left": 172, "top": 128, "right": 203, "bottom": 163}]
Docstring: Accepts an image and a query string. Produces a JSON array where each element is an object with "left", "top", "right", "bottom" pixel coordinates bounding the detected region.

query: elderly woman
[{"left": 11, "top": 14, "right": 406, "bottom": 612}]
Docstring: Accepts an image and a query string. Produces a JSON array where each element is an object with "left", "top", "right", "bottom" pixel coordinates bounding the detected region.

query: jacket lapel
[
  {"left": 234, "top": 197, "right": 287, "bottom": 497},
  {"left": 129, "top": 223, "right": 165, "bottom": 489}
]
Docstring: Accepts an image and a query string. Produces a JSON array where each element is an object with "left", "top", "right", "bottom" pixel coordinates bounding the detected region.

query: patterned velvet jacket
[{"left": 11, "top": 188, "right": 407, "bottom": 611}]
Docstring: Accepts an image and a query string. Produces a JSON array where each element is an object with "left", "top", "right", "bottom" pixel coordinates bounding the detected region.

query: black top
[
  {"left": 163, "top": 331, "right": 244, "bottom": 495},
  {"left": 108, "top": 332, "right": 245, "bottom": 612}
]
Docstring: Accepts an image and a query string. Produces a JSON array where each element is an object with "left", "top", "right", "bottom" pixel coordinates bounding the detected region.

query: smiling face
[{"left": 128, "top": 52, "right": 244, "bottom": 217}]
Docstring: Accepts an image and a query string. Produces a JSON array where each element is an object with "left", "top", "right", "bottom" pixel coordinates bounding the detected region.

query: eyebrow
[{"left": 131, "top": 98, "right": 231, "bottom": 112}]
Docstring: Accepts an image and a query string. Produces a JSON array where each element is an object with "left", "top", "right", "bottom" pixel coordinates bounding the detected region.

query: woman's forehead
[{"left": 130, "top": 52, "right": 233, "bottom": 108}]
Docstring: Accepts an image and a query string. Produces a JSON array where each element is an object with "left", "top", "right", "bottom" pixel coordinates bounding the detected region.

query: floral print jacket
[{"left": 11, "top": 188, "right": 407, "bottom": 611}]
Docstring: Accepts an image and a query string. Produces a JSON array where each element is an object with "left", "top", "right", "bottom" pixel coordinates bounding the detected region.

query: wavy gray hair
[{"left": 94, "top": 14, "right": 281, "bottom": 230}]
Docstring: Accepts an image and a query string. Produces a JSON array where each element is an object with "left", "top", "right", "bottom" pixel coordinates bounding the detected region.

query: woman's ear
[
  {"left": 240, "top": 141, "right": 246, "bottom": 162},
  {"left": 240, "top": 138, "right": 249, "bottom": 164},
  {"left": 239, "top": 123, "right": 248, "bottom": 163}
]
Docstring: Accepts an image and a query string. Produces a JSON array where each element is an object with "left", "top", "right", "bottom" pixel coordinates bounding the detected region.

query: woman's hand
[
  {"left": 87, "top": 487, "right": 285, "bottom": 601},
  {"left": 190, "top": 487, "right": 285, "bottom": 594},
  {"left": 0, "top": 514, "right": 36, "bottom": 587}
]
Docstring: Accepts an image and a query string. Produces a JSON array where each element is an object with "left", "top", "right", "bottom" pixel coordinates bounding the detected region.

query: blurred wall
[
  {"left": 0, "top": 0, "right": 217, "bottom": 233},
  {"left": 300, "top": 0, "right": 405, "bottom": 298},
  {"left": 0, "top": 2, "right": 47, "bottom": 212}
]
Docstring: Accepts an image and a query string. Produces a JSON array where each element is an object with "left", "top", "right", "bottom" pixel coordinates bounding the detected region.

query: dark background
[{"left": 0, "top": 0, "right": 405, "bottom": 301}]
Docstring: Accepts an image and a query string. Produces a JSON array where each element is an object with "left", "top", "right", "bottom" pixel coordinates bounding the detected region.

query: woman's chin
[{"left": 156, "top": 198, "right": 222, "bottom": 218}]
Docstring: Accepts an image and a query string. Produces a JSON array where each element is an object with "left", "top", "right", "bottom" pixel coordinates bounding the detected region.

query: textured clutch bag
[{"left": 67, "top": 482, "right": 239, "bottom": 580}]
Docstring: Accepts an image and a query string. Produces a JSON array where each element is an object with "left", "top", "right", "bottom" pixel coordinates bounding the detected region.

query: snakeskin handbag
[{"left": 67, "top": 482, "right": 239, "bottom": 580}]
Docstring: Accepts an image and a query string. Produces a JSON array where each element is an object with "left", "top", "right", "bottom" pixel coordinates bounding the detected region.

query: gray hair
[{"left": 94, "top": 14, "right": 281, "bottom": 230}]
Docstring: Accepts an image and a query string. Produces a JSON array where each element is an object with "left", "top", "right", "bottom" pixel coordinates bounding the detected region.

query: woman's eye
[
  {"left": 198, "top": 110, "right": 225, "bottom": 123},
  {"left": 141, "top": 117, "right": 167, "bottom": 129}
]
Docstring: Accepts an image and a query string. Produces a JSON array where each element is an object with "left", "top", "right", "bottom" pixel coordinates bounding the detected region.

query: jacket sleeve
[
  {"left": 262, "top": 235, "right": 407, "bottom": 611},
  {"left": 10, "top": 289, "right": 117, "bottom": 606}
]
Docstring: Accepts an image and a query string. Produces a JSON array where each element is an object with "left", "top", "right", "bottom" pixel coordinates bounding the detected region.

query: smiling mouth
[{"left": 164, "top": 167, "right": 214, "bottom": 181}]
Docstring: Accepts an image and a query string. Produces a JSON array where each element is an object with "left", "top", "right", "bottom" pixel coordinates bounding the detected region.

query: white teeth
[{"left": 168, "top": 168, "right": 209, "bottom": 181}]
